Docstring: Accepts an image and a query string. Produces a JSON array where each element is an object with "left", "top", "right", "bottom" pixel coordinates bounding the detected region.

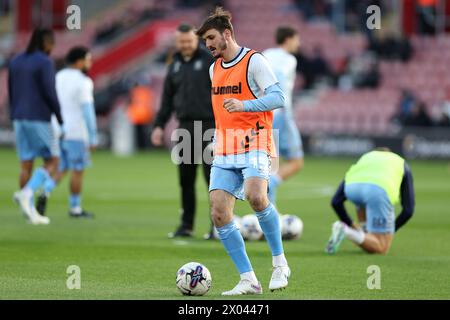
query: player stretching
[
  {"left": 263, "top": 27, "right": 304, "bottom": 207},
  {"left": 197, "top": 7, "right": 289, "bottom": 295},
  {"left": 39, "top": 47, "right": 97, "bottom": 218},
  {"left": 326, "top": 148, "right": 415, "bottom": 254},
  {"left": 9, "top": 28, "right": 62, "bottom": 225}
]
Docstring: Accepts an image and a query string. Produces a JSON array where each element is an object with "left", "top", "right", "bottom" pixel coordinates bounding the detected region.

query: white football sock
[
  {"left": 272, "top": 253, "right": 288, "bottom": 267},
  {"left": 22, "top": 187, "right": 33, "bottom": 199},
  {"left": 343, "top": 224, "right": 365, "bottom": 244},
  {"left": 240, "top": 271, "right": 258, "bottom": 284}
]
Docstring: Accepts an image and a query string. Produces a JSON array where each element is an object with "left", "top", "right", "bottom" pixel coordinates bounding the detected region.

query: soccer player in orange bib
[{"left": 197, "top": 7, "right": 289, "bottom": 295}]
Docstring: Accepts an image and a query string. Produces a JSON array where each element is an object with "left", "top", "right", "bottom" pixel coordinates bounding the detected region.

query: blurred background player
[
  {"left": 263, "top": 27, "right": 304, "bottom": 207},
  {"left": 40, "top": 46, "right": 97, "bottom": 218},
  {"left": 8, "top": 28, "right": 62, "bottom": 225},
  {"left": 326, "top": 148, "right": 415, "bottom": 254},
  {"left": 197, "top": 7, "right": 289, "bottom": 295},
  {"left": 150, "top": 24, "right": 215, "bottom": 239}
]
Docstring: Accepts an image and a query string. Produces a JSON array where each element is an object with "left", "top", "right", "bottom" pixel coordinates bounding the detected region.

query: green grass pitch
[{"left": 0, "top": 148, "right": 449, "bottom": 299}]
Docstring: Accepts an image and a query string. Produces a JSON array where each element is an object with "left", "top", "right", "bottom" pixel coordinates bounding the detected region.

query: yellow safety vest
[{"left": 345, "top": 151, "right": 405, "bottom": 204}]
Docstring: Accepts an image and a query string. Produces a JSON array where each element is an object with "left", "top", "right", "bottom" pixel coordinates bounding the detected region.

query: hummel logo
[{"left": 212, "top": 82, "right": 242, "bottom": 95}]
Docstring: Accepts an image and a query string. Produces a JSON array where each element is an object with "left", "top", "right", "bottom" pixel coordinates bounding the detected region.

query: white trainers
[
  {"left": 221, "top": 279, "right": 263, "bottom": 296},
  {"left": 269, "top": 265, "right": 291, "bottom": 291},
  {"left": 13, "top": 191, "right": 50, "bottom": 225},
  {"left": 30, "top": 207, "right": 50, "bottom": 225},
  {"left": 13, "top": 190, "right": 33, "bottom": 222},
  {"left": 325, "top": 221, "right": 346, "bottom": 254}
]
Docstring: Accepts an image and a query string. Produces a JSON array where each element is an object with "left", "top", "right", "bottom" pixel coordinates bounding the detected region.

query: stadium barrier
[
  {"left": 304, "top": 127, "right": 450, "bottom": 159},
  {"left": 1, "top": 126, "right": 450, "bottom": 159}
]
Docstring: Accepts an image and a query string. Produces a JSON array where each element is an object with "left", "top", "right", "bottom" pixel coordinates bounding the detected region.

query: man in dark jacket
[
  {"left": 9, "top": 28, "right": 63, "bottom": 225},
  {"left": 151, "top": 24, "right": 215, "bottom": 239}
]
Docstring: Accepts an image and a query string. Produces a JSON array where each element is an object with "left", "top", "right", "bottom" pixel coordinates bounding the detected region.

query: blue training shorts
[
  {"left": 344, "top": 182, "right": 395, "bottom": 234},
  {"left": 209, "top": 150, "right": 270, "bottom": 200},
  {"left": 272, "top": 110, "right": 304, "bottom": 160},
  {"left": 59, "top": 140, "right": 91, "bottom": 171},
  {"left": 14, "top": 120, "right": 59, "bottom": 161}
]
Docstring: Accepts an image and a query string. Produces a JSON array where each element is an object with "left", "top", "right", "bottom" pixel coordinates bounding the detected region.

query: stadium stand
[
  {"left": 0, "top": 0, "right": 205, "bottom": 123},
  {"left": 227, "top": 0, "right": 450, "bottom": 135},
  {"left": 1, "top": 0, "right": 449, "bottom": 140}
]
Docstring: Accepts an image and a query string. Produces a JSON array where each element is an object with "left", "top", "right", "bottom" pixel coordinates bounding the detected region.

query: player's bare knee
[
  {"left": 361, "top": 244, "right": 379, "bottom": 254},
  {"left": 210, "top": 208, "right": 227, "bottom": 227},
  {"left": 210, "top": 198, "right": 227, "bottom": 227},
  {"left": 367, "top": 242, "right": 388, "bottom": 255},
  {"left": 373, "top": 246, "right": 388, "bottom": 255},
  {"left": 363, "top": 248, "right": 376, "bottom": 254},
  {"left": 246, "top": 192, "right": 268, "bottom": 212},
  {"left": 379, "top": 242, "right": 391, "bottom": 255}
]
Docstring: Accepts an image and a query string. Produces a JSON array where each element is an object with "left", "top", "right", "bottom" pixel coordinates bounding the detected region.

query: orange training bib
[{"left": 211, "top": 50, "right": 274, "bottom": 156}]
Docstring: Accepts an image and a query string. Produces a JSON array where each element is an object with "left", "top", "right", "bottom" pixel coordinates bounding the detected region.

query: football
[
  {"left": 234, "top": 215, "right": 242, "bottom": 229},
  {"left": 176, "top": 262, "right": 212, "bottom": 296},
  {"left": 281, "top": 215, "right": 303, "bottom": 240},
  {"left": 240, "top": 214, "right": 263, "bottom": 241}
]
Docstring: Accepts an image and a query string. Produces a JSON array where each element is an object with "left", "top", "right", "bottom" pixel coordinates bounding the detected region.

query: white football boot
[
  {"left": 325, "top": 221, "right": 345, "bottom": 254},
  {"left": 30, "top": 207, "right": 50, "bottom": 225},
  {"left": 221, "top": 279, "right": 263, "bottom": 296},
  {"left": 13, "top": 190, "right": 33, "bottom": 222},
  {"left": 269, "top": 265, "right": 291, "bottom": 291},
  {"left": 13, "top": 191, "right": 50, "bottom": 225}
]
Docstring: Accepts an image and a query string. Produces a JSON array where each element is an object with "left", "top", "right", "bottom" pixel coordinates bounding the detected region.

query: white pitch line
[{"left": 173, "top": 240, "right": 189, "bottom": 246}]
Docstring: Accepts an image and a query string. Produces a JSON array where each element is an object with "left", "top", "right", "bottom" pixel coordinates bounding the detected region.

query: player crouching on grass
[
  {"left": 38, "top": 47, "right": 97, "bottom": 218},
  {"left": 326, "top": 148, "right": 415, "bottom": 255}
]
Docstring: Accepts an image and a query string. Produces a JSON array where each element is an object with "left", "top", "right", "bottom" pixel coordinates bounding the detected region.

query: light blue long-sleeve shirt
[
  {"left": 243, "top": 83, "right": 285, "bottom": 112},
  {"left": 82, "top": 102, "right": 98, "bottom": 146}
]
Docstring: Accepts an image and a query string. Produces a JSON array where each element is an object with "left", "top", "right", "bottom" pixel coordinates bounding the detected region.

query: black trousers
[
  {"left": 176, "top": 120, "right": 214, "bottom": 231},
  {"left": 135, "top": 124, "right": 150, "bottom": 150}
]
